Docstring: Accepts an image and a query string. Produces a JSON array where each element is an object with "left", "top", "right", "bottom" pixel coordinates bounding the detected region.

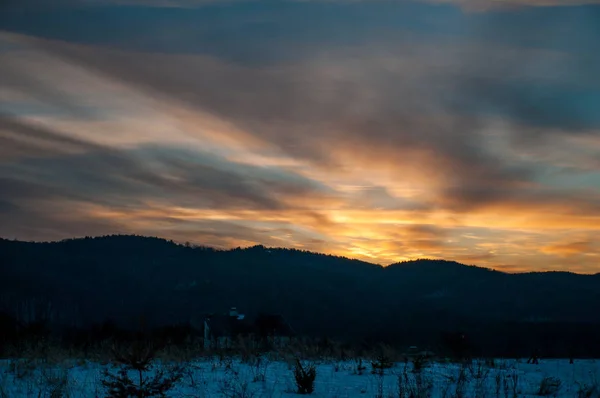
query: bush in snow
[
  {"left": 371, "top": 354, "right": 393, "bottom": 375},
  {"left": 39, "top": 366, "right": 70, "bottom": 398},
  {"left": 352, "top": 358, "right": 367, "bottom": 375},
  {"left": 411, "top": 355, "right": 429, "bottom": 373},
  {"left": 396, "top": 363, "right": 433, "bottom": 398},
  {"left": 537, "top": 376, "right": 561, "bottom": 396},
  {"left": 293, "top": 358, "right": 316, "bottom": 394},
  {"left": 101, "top": 341, "right": 183, "bottom": 397},
  {"left": 218, "top": 366, "right": 258, "bottom": 398},
  {"left": 577, "top": 380, "right": 600, "bottom": 398},
  {"left": 249, "top": 353, "right": 269, "bottom": 382}
]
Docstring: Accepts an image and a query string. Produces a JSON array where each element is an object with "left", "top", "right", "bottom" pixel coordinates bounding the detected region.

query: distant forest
[{"left": 1, "top": 235, "right": 600, "bottom": 357}]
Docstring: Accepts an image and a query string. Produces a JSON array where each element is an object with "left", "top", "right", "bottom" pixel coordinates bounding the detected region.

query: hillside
[{"left": 1, "top": 235, "right": 600, "bottom": 354}]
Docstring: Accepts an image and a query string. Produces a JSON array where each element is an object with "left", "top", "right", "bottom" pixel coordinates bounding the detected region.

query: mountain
[{"left": 1, "top": 235, "right": 600, "bottom": 355}]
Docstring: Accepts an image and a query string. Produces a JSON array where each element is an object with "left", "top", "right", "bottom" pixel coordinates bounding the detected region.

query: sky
[{"left": 0, "top": 0, "right": 599, "bottom": 273}]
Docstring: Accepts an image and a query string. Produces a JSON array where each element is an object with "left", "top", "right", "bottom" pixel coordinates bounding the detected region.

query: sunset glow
[{"left": 1, "top": 0, "right": 599, "bottom": 273}]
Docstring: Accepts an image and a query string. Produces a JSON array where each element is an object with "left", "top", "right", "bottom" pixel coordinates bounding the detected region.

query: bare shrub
[
  {"left": 440, "top": 375, "right": 455, "bottom": 398},
  {"left": 155, "top": 343, "right": 198, "bottom": 363},
  {"left": 396, "top": 364, "right": 432, "bottom": 398},
  {"left": 101, "top": 342, "right": 183, "bottom": 397},
  {"left": 40, "top": 366, "right": 70, "bottom": 398},
  {"left": 411, "top": 355, "right": 429, "bottom": 373},
  {"left": 467, "top": 359, "right": 491, "bottom": 380},
  {"left": 467, "top": 360, "right": 490, "bottom": 397},
  {"left": 449, "top": 363, "right": 470, "bottom": 398},
  {"left": 7, "top": 358, "right": 37, "bottom": 379},
  {"left": 182, "top": 363, "right": 206, "bottom": 389},
  {"left": 249, "top": 354, "right": 269, "bottom": 383},
  {"left": 0, "top": 371, "right": 9, "bottom": 398},
  {"left": 577, "top": 380, "right": 600, "bottom": 398},
  {"left": 495, "top": 372, "right": 502, "bottom": 398},
  {"left": 396, "top": 371, "right": 407, "bottom": 398},
  {"left": 353, "top": 358, "right": 367, "bottom": 375},
  {"left": 414, "top": 374, "right": 433, "bottom": 398},
  {"left": 474, "top": 375, "right": 489, "bottom": 398},
  {"left": 503, "top": 368, "right": 520, "bottom": 398},
  {"left": 537, "top": 376, "right": 561, "bottom": 396},
  {"left": 294, "top": 359, "right": 316, "bottom": 395},
  {"left": 5, "top": 356, "right": 72, "bottom": 398},
  {"left": 218, "top": 369, "right": 257, "bottom": 398},
  {"left": 371, "top": 354, "right": 393, "bottom": 375}
]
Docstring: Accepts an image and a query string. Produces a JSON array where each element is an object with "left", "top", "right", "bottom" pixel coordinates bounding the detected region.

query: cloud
[
  {"left": 5, "top": 0, "right": 600, "bottom": 10},
  {"left": 427, "top": 0, "right": 600, "bottom": 11},
  {"left": 0, "top": 146, "right": 335, "bottom": 213},
  {"left": 404, "top": 224, "right": 447, "bottom": 240},
  {"left": 4, "top": 31, "right": 599, "bottom": 221},
  {"left": 1, "top": 0, "right": 600, "bottom": 272},
  {"left": 0, "top": 115, "right": 340, "bottom": 244},
  {"left": 10, "top": 16, "right": 593, "bottom": 164},
  {"left": 542, "top": 241, "right": 593, "bottom": 256},
  {"left": 0, "top": 115, "right": 105, "bottom": 159}
]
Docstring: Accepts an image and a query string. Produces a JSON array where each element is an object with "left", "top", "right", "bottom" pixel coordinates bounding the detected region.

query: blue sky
[{"left": 1, "top": 0, "right": 599, "bottom": 272}]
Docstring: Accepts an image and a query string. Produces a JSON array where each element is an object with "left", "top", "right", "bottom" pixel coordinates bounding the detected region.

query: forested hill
[{"left": 2, "top": 235, "right": 600, "bottom": 353}]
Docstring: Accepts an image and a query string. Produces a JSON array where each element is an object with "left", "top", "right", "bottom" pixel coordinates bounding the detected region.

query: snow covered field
[{"left": 1, "top": 356, "right": 598, "bottom": 397}]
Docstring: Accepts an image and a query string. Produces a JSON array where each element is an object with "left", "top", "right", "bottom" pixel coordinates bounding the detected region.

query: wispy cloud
[
  {"left": 542, "top": 241, "right": 595, "bottom": 257},
  {"left": 5, "top": 0, "right": 600, "bottom": 10},
  {"left": 1, "top": 0, "right": 599, "bottom": 272}
]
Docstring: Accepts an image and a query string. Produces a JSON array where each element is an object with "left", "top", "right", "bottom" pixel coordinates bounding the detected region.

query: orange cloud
[
  {"left": 541, "top": 241, "right": 595, "bottom": 256},
  {"left": 1, "top": 31, "right": 600, "bottom": 274}
]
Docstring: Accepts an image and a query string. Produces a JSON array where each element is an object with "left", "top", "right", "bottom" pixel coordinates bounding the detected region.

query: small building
[
  {"left": 202, "top": 307, "right": 255, "bottom": 350},
  {"left": 197, "top": 307, "right": 295, "bottom": 350}
]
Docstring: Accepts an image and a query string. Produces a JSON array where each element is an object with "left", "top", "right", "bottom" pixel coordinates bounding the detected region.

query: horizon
[
  {"left": 1, "top": 1, "right": 599, "bottom": 274},
  {"left": 3, "top": 233, "right": 599, "bottom": 276}
]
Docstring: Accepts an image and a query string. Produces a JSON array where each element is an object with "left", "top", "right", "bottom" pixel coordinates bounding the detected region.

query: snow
[{"left": 1, "top": 356, "right": 599, "bottom": 397}]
